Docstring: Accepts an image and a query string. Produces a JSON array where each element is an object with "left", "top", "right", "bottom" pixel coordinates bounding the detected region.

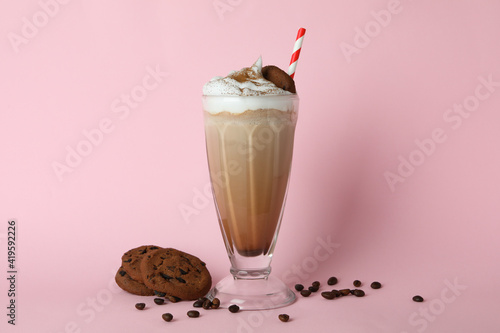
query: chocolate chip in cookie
[
  {"left": 121, "top": 245, "right": 162, "bottom": 283},
  {"left": 115, "top": 266, "right": 155, "bottom": 296}
]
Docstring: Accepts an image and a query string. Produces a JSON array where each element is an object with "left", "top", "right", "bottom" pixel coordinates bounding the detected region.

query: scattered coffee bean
[
  {"left": 211, "top": 298, "right": 221, "bottom": 309},
  {"left": 228, "top": 304, "right": 240, "bottom": 313},
  {"left": 167, "top": 295, "right": 181, "bottom": 303},
  {"left": 300, "top": 290, "right": 312, "bottom": 297},
  {"left": 321, "top": 291, "right": 335, "bottom": 300},
  {"left": 294, "top": 284, "right": 304, "bottom": 292},
  {"left": 340, "top": 289, "right": 351, "bottom": 296},
  {"left": 193, "top": 299, "right": 204, "bottom": 308},
  {"left": 187, "top": 310, "right": 200, "bottom": 318},
  {"left": 331, "top": 290, "right": 341, "bottom": 297},
  {"left": 413, "top": 295, "right": 424, "bottom": 302},
  {"left": 162, "top": 313, "right": 173, "bottom": 322},
  {"left": 202, "top": 299, "right": 212, "bottom": 309},
  {"left": 353, "top": 289, "right": 365, "bottom": 297},
  {"left": 371, "top": 281, "right": 382, "bottom": 289},
  {"left": 353, "top": 280, "right": 362, "bottom": 287},
  {"left": 327, "top": 277, "right": 338, "bottom": 285},
  {"left": 135, "top": 303, "right": 146, "bottom": 310},
  {"left": 349, "top": 289, "right": 356, "bottom": 295},
  {"left": 312, "top": 281, "right": 321, "bottom": 288},
  {"left": 278, "top": 314, "right": 290, "bottom": 322},
  {"left": 308, "top": 285, "right": 319, "bottom": 292},
  {"left": 154, "top": 298, "right": 165, "bottom": 305}
]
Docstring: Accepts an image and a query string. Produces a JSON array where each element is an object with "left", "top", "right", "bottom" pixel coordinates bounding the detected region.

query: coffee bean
[
  {"left": 331, "top": 289, "right": 341, "bottom": 297},
  {"left": 327, "top": 277, "right": 338, "bottom": 285},
  {"left": 278, "top": 314, "right": 290, "bottom": 322},
  {"left": 308, "top": 285, "right": 319, "bottom": 292},
  {"left": 202, "top": 299, "right": 212, "bottom": 309},
  {"left": 312, "top": 281, "right": 320, "bottom": 288},
  {"left": 340, "top": 289, "right": 351, "bottom": 296},
  {"left": 187, "top": 310, "right": 200, "bottom": 318},
  {"left": 353, "top": 280, "right": 361, "bottom": 287},
  {"left": 300, "top": 290, "right": 312, "bottom": 297},
  {"left": 167, "top": 295, "right": 181, "bottom": 303},
  {"left": 353, "top": 289, "right": 365, "bottom": 297},
  {"left": 135, "top": 303, "right": 145, "bottom": 310},
  {"left": 371, "top": 281, "right": 382, "bottom": 289},
  {"left": 321, "top": 291, "right": 335, "bottom": 300},
  {"left": 154, "top": 298, "right": 165, "bottom": 305},
  {"left": 162, "top": 313, "right": 173, "bottom": 322},
  {"left": 294, "top": 284, "right": 304, "bottom": 291},
  {"left": 413, "top": 295, "right": 424, "bottom": 302},
  {"left": 228, "top": 304, "right": 240, "bottom": 313},
  {"left": 349, "top": 289, "right": 355, "bottom": 295},
  {"left": 193, "top": 299, "right": 204, "bottom": 308},
  {"left": 211, "top": 298, "right": 221, "bottom": 309}
]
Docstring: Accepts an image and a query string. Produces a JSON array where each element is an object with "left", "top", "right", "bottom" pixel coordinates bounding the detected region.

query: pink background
[{"left": 1, "top": 0, "right": 500, "bottom": 332}]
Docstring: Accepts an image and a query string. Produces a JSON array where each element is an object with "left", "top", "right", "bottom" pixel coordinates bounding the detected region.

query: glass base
[{"left": 206, "top": 275, "right": 296, "bottom": 310}]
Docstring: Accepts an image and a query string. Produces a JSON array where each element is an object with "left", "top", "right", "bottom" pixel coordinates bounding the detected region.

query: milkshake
[
  {"left": 204, "top": 99, "right": 297, "bottom": 257},
  {"left": 203, "top": 57, "right": 298, "bottom": 309}
]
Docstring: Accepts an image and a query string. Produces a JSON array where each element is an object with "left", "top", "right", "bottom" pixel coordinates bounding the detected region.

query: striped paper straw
[{"left": 287, "top": 28, "right": 306, "bottom": 79}]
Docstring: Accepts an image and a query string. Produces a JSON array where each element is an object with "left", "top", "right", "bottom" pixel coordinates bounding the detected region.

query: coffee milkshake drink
[
  {"left": 204, "top": 101, "right": 297, "bottom": 257},
  {"left": 203, "top": 27, "right": 305, "bottom": 310},
  {"left": 203, "top": 58, "right": 298, "bottom": 261},
  {"left": 203, "top": 56, "right": 299, "bottom": 310}
]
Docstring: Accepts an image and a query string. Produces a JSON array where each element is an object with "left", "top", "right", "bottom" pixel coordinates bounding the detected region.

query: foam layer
[
  {"left": 202, "top": 95, "right": 298, "bottom": 114},
  {"left": 203, "top": 57, "right": 292, "bottom": 97}
]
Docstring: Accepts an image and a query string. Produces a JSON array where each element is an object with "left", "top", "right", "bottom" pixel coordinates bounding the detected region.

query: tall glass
[{"left": 203, "top": 94, "right": 298, "bottom": 310}]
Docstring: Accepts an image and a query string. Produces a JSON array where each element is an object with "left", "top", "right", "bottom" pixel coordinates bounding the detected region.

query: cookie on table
[
  {"left": 121, "top": 245, "right": 162, "bottom": 283},
  {"left": 141, "top": 248, "right": 212, "bottom": 301},
  {"left": 115, "top": 266, "right": 155, "bottom": 296}
]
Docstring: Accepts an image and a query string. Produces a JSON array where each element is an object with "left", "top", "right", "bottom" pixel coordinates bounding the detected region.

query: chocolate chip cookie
[
  {"left": 141, "top": 248, "right": 212, "bottom": 300},
  {"left": 121, "top": 245, "right": 162, "bottom": 283},
  {"left": 115, "top": 266, "right": 155, "bottom": 296},
  {"left": 262, "top": 65, "right": 296, "bottom": 93}
]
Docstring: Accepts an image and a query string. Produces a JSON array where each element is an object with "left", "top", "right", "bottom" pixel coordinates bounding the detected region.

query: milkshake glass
[{"left": 203, "top": 93, "right": 298, "bottom": 310}]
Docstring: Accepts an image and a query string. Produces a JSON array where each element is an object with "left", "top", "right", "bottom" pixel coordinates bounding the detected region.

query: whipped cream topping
[
  {"left": 203, "top": 57, "right": 292, "bottom": 96},
  {"left": 202, "top": 94, "right": 297, "bottom": 114}
]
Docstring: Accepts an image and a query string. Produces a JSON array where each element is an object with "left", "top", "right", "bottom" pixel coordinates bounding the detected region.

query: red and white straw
[{"left": 287, "top": 28, "right": 306, "bottom": 79}]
